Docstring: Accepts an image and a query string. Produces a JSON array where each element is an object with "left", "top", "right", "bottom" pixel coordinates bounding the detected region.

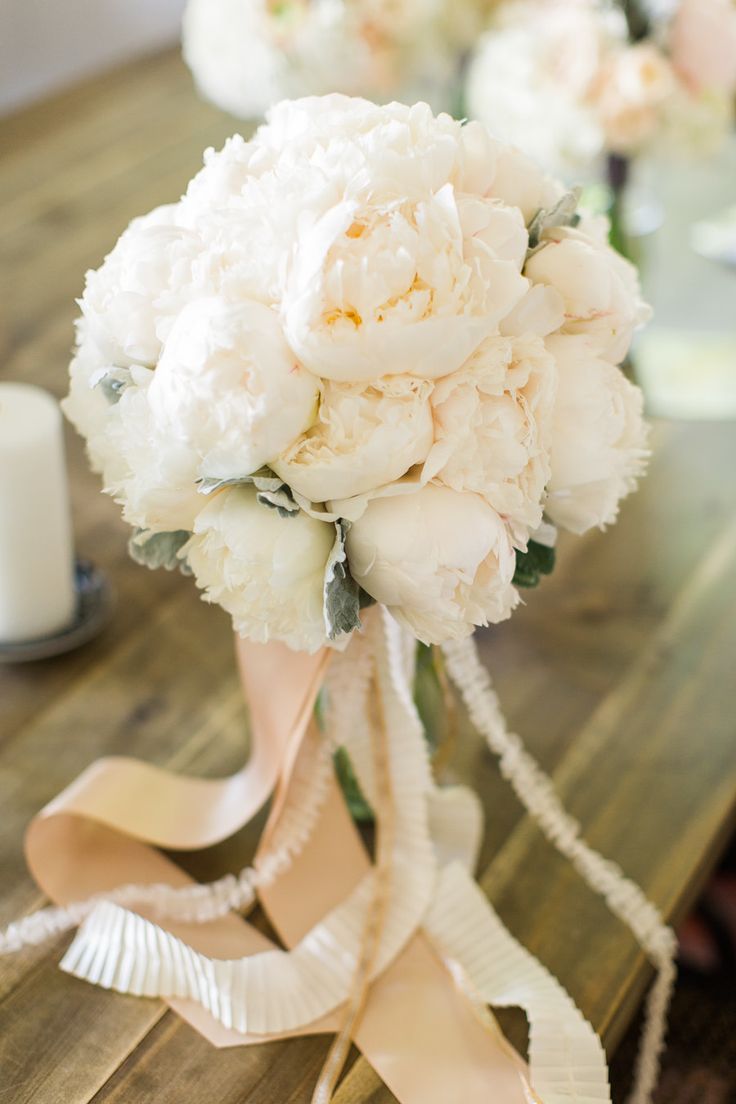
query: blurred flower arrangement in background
[
  {"left": 182, "top": 1, "right": 736, "bottom": 166},
  {"left": 182, "top": 0, "right": 485, "bottom": 118},
  {"left": 466, "top": 0, "right": 736, "bottom": 181}
]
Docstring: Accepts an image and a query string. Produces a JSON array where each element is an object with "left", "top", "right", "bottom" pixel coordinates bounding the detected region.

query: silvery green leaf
[
  {"left": 251, "top": 469, "right": 290, "bottom": 494},
  {"left": 197, "top": 468, "right": 298, "bottom": 516},
  {"left": 526, "top": 188, "right": 582, "bottom": 257},
  {"left": 128, "top": 529, "right": 192, "bottom": 574},
  {"left": 197, "top": 475, "right": 254, "bottom": 496},
  {"left": 255, "top": 488, "right": 300, "bottom": 518},
  {"left": 323, "top": 519, "right": 361, "bottom": 640},
  {"left": 92, "top": 367, "right": 133, "bottom": 405}
]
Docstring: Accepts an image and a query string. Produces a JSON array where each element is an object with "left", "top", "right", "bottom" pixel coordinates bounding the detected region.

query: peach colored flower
[{"left": 670, "top": 0, "right": 736, "bottom": 96}]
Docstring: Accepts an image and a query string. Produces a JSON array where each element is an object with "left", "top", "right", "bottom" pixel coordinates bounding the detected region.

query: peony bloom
[
  {"left": 346, "top": 484, "right": 518, "bottom": 644},
  {"left": 184, "top": 0, "right": 301, "bottom": 120},
  {"left": 525, "top": 218, "right": 651, "bottom": 364},
  {"left": 670, "top": 0, "right": 736, "bottom": 98},
  {"left": 80, "top": 205, "right": 204, "bottom": 367},
  {"left": 544, "top": 334, "right": 649, "bottom": 534},
  {"left": 64, "top": 332, "right": 123, "bottom": 478},
  {"left": 65, "top": 348, "right": 203, "bottom": 535},
  {"left": 182, "top": 0, "right": 477, "bottom": 121},
  {"left": 430, "top": 335, "right": 556, "bottom": 544},
  {"left": 186, "top": 486, "right": 334, "bottom": 652},
  {"left": 282, "top": 181, "right": 529, "bottom": 384},
  {"left": 101, "top": 382, "right": 203, "bottom": 534},
  {"left": 465, "top": 0, "right": 628, "bottom": 179},
  {"left": 148, "top": 297, "right": 319, "bottom": 480},
  {"left": 592, "top": 42, "right": 678, "bottom": 155},
  {"left": 272, "top": 375, "right": 433, "bottom": 504},
  {"left": 479, "top": 141, "right": 565, "bottom": 225}
]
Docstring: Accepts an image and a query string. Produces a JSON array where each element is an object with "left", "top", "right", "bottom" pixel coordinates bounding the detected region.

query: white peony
[
  {"left": 455, "top": 120, "right": 566, "bottom": 225},
  {"left": 64, "top": 331, "right": 121, "bottom": 478},
  {"left": 525, "top": 218, "right": 651, "bottom": 364},
  {"left": 346, "top": 484, "right": 518, "bottom": 644},
  {"left": 430, "top": 335, "right": 556, "bottom": 544},
  {"left": 64, "top": 352, "right": 203, "bottom": 535},
  {"left": 465, "top": 0, "right": 628, "bottom": 179},
  {"left": 183, "top": 0, "right": 297, "bottom": 120},
  {"left": 272, "top": 375, "right": 433, "bottom": 504},
  {"left": 282, "top": 181, "right": 529, "bottom": 382},
  {"left": 80, "top": 205, "right": 204, "bottom": 367},
  {"left": 186, "top": 486, "right": 334, "bottom": 652},
  {"left": 148, "top": 297, "right": 319, "bottom": 480},
  {"left": 183, "top": 0, "right": 476, "bottom": 121},
  {"left": 544, "top": 334, "right": 649, "bottom": 534},
  {"left": 103, "top": 382, "right": 203, "bottom": 534}
]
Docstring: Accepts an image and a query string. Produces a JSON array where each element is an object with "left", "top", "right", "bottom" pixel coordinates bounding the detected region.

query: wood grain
[{"left": 1, "top": 48, "right": 735, "bottom": 1103}]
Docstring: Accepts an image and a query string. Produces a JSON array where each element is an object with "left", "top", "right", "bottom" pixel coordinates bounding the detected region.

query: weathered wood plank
[
  {"left": 464, "top": 416, "right": 736, "bottom": 873},
  {"left": 88, "top": 1015, "right": 339, "bottom": 1104},
  {"left": 482, "top": 516, "right": 736, "bottom": 1042}
]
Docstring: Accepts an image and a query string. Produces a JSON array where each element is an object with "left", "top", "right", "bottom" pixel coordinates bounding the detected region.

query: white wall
[{"left": 0, "top": 0, "right": 187, "bottom": 115}]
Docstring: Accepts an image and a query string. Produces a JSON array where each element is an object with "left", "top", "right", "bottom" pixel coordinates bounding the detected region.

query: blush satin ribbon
[{"left": 21, "top": 609, "right": 614, "bottom": 1104}]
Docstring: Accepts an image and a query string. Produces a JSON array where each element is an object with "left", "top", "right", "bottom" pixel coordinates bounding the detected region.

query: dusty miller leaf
[
  {"left": 128, "top": 529, "right": 192, "bottom": 574},
  {"left": 526, "top": 188, "right": 582, "bottom": 258},
  {"left": 92, "top": 367, "right": 133, "bottom": 405},
  {"left": 323, "top": 519, "right": 362, "bottom": 640},
  {"left": 255, "top": 488, "right": 301, "bottom": 518},
  {"left": 197, "top": 468, "right": 300, "bottom": 517}
]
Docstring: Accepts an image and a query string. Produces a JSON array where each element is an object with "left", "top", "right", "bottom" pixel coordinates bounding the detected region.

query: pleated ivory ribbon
[{"left": 11, "top": 607, "right": 673, "bottom": 1103}]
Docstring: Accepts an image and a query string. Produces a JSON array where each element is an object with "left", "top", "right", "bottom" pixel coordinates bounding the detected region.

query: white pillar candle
[{"left": 0, "top": 383, "right": 76, "bottom": 642}]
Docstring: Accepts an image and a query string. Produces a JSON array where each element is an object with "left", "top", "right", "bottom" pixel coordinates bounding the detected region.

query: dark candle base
[{"left": 0, "top": 560, "right": 114, "bottom": 663}]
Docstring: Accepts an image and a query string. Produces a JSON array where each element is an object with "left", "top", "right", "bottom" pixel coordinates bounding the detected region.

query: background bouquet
[
  {"left": 466, "top": 0, "right": 736, "bottom": 179},
  {"left": 182, "top": 0, "right": 481, "bottom": 118},
  {"left": 65, "top": 95, "right": 650, "bottom": 655}
]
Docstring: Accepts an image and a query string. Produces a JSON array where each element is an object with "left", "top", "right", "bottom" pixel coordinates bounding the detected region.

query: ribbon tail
[
  {"left": 442, "top": 634, "right": 677, "bottom": 1104},
  {"left": 425, "top": 862, "right": 611, "bottom": 1104}
]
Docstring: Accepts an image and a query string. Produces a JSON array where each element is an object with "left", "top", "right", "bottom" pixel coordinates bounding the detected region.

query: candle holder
[{"left": 0, "top": 560, "right": 113, "bottom": 664}]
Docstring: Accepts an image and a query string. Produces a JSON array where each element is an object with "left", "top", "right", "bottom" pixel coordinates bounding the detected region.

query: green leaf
[
  {"left": 197, "top": 475, "right": 253, "bottom": 496},
  {"left": 414, "top": 643, "right": 444, "bottom": 753},
  {"left": 93, "top": 367, "right": 132, "bottom": 405},
  {"left": 255, "top": 488, "right": 300, "bottom": 518},
  {"left": 527, "top": 188, "right": 582, "bottom": 257},
  {"left": 513, "top": 539, "right": 556, "bottom": 589},
  {"left": 323, "top": 519, "right": 362, "bottom": 640},
  {"left": 128, "top": 529, "right": 192, "bottom": 574},
  {"left": 333, "top": 747, "right": 374, "bottom": 822},
  {"left": 197, "top": 468, "right": 300, "bottom": 517}
]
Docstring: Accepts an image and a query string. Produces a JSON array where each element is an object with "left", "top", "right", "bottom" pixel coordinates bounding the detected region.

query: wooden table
[{"left": 1, "top": 50, "right": 735, "bottom": 1104}]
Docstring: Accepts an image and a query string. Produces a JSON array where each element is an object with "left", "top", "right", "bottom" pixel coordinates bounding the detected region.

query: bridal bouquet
[
  {"left": 4, "top": 95, "right": 678, "bottom": 1104},
  {"left": 466, "top": 0, "right": 736, "bottom": 179},
  {"left": 65, "top": 95, "right": 650, "bottom": 654},
  {"left": 182, "top": 0, "right": 480, "bottom": 118}
]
